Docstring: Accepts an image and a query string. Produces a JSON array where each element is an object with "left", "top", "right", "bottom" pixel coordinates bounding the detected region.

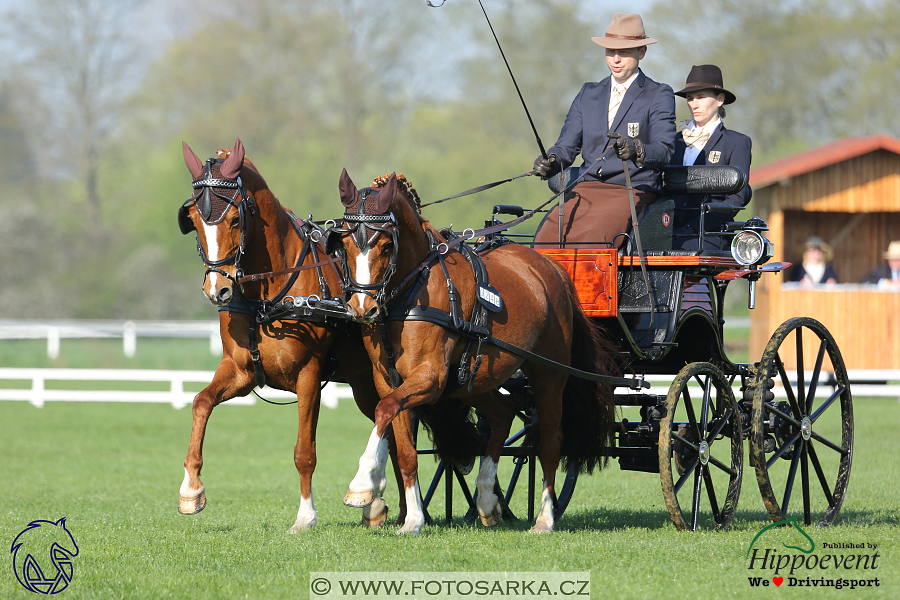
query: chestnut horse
[
  {"left": 176, "top": 140, "right": 416, "bottom": 532},
  {"left": 330, "top": 170, "right": 617, "bottom": 533}
]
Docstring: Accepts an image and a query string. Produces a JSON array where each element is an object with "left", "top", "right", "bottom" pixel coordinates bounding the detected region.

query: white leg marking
[
  {"left": 531, "top": 481, "right": 555, "bottom": 533},
  {"left": 353, "top": 247, "right": 371, "bottom": 311},
  {"left": 346, "top": 427, "right": 388, "bottom": 504},
  {"left": 288, "top": 493, "right": 317, "bottom": 533},
  {"left": 475, "top": 457, "right": 501, "bottom": 525},
  {"left": 180, "top": 467, "right": 202, "bottom": 497},
  {"left": 398, "top": 480, "right": 424, "bottom": 535},
  {"left": 202, "top": 222, "right": 220, "bottom": 291}
]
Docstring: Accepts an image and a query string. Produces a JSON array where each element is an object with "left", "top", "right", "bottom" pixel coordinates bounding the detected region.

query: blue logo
[{"left": 10, "top": 518, "right": 79, "bottom": 594}]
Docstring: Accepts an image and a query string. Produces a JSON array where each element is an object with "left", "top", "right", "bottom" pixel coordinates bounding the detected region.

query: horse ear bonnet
[{"left": 196, "top": 160, "right": 238, "bottom": 224}]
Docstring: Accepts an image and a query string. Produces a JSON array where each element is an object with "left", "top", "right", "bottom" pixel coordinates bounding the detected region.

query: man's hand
[
  {"left": 532, "top": 154, "right": 558, "bottom": 178},
  {"left": 607, "top": 132, "right": 644, "bottom": 165}
]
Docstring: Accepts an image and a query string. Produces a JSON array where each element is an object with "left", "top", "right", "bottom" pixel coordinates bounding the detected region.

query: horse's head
[
  {"left": 329, "top": 169, "right": 425, "bottom": 323},
  {"left": 178, "top": 139, "right": 256, "bottom": 306}
]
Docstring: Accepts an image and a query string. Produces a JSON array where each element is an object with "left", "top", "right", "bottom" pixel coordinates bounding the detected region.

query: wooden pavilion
[{"left": 748, "top": 135, "right": 900, "bottom": 370}]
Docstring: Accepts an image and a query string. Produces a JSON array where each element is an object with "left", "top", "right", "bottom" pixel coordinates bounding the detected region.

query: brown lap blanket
[{"left": 532, "top": 181, "right": 656, "bottom": 249}]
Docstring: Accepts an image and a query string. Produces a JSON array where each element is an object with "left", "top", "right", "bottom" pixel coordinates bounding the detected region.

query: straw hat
[
  {"left": 591, "top": 13, "right": 657, "bottom": 49},
  {"left": 802, "top": 236, "right": 834, "bottom": 262},
  {"left": 884, "top": 240, "right": 900, "bottom": 260}
]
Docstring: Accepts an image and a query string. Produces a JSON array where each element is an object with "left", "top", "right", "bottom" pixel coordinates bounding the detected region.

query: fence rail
[{"left": 0, "top": 368, "right": 353, "bottom": 409}]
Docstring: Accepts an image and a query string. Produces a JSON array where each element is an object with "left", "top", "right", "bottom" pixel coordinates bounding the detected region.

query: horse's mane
[{"left": 371, "top": 172, "right": 443, "bottom": 240}]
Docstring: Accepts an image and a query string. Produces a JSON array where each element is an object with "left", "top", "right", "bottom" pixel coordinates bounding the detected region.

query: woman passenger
[{"left": 669, "top": 64, "right": 752, "bottom": 251}]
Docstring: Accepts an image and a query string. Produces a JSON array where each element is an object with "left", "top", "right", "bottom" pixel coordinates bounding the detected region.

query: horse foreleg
[
  {"left": 344, "top": 426, "right": 389, "bottom": 508},
  {"left": 179, "top": 364, "right": 253, "bottom": 515},
  {"left": 529, "top": 373, "right": 566, "bottom": 534},
  {"left": 288, "top": 366, "right": 322, "bottom": 533}
]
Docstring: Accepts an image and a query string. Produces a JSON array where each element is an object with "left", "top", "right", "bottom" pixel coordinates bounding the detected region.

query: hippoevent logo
[
  {"left": 10, "top": 518, "right": 79, "bottom": 595},
  {"left": 746, "top": 518, "right": 880, "bottom": 590}
]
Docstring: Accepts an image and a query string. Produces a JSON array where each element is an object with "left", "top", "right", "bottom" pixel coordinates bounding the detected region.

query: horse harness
[
  {"left": 329, "top": 187, "right": 648, "bottom": 393},
  {"left": 178, "top": 157, "right": 352, "bottom": 390}
]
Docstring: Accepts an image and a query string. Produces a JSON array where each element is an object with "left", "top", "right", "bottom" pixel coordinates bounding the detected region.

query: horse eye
[
  {"left": 230, "top": 215, "right": 240, "bottom": 227},
  {"left": 382, "top": 241, "right": 394, "bottom": 255}
]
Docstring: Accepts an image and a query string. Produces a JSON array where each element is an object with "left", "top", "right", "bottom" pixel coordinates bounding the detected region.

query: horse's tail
[
  {"left": 556, "top": 268, "right": 620, "bottom": 475},
  {"left": 416, "top": 399, "right": 486, "bottom": 471}
]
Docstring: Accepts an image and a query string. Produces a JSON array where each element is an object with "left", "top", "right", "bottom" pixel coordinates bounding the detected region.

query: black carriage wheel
[
  {"left": 751, "top": 317, "right": 853, "bottom": 527},
  {"left": 659, "top": 362, "right": 743, "bottom": 531}
]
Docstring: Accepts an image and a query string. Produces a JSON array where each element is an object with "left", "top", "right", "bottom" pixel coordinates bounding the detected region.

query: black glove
[
  {"left": 607, "top": 132, "right": 644, "bottom": 165},
  {"left": 532, "top": 154, "right": 558, "bottom": 178}
]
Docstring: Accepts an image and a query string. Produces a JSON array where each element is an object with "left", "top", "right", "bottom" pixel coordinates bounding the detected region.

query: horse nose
[
  {"left": 363, "top": 305, "right": 381, "bottom": 322},
  {"left": 215, "top": 286, "right": 233, "bottom": 305}
]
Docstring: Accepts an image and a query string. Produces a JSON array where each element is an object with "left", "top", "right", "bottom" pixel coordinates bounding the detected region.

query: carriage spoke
[
  {"left": 671, "top": 431, "right": 699, "bottom": 452},
  {"left": 781, "top": 441, "right": 803, "bottom": 515},
  {"left": 699, "top": 375, "right": 712, "bottom": 438},
  {"left": 810, "top": 387, "right": 844, "bottom": 424},
  {"left": 809, "top": 430, "right": 846, "bottom": 454},
  {"left": 763, "top": 401, "right": 801, "bottom": 428},
  {"left": 801, "top": 442, "right": 811, "bottom": 526},
  {"left": 706, "top": 454, "right": 738, "bottom": 478},
  {"left": 804, "top": 339, "right": 828, "bottom": 415},
  {"left": 674, "top": 458, "right": 699, "bottom": 494},
  {"left": 775, "top": 353, "right": 803, "bottom": 419},
  {"left": 702, "top": 465, "right": 721, "bottom": 522},
  {"left": 691, "top": 465, "right": 703, "bottom": 531},
  {"left": 682, "top": 387, "right": 702, "bottom": 441},
  {"left": 795, "top": 330, "right": 806, "bottom": 413},
  {"left": 807, "top": 442, "right": 836, "bottom": 507},
  {"left": 706, "top": 409, "right": 733, "bottom": 443},
  {"left": 766, "top": 429, "right": 803, "bottom": 468}
]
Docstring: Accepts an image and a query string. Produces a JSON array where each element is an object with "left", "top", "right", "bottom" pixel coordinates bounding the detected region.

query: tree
[{"left": 2, "top": 0, "right": 151, "bottom": 221}]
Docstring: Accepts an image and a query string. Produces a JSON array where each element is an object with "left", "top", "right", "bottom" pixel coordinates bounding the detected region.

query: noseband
[
  {"left": 179, "top": 158, "right": 257, "bottom": 290},
  {"left": 330, "top": 188, "right": 400, "bottom": 310}
]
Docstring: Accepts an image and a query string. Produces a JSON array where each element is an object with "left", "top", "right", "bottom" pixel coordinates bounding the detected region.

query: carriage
[
  {"left": 175, "top": 142, "right": 852, "bottom": 535},
  {"left": 413, "top": 163, "right": 853, "bottom": 532}
]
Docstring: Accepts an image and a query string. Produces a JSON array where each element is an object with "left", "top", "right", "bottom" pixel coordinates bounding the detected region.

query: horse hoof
[
  {"left": 344, "top": 489, "right": 375, "bottom": 508},
  {"left": 454, "top": 456, "right": 476, "bottom": 476},
  {"left": 288, "top": 520, "right": 315, "bottom": 534},
  {"left": 362, "top": 500, "right": 389, "bottom": 528},
  {"left": 480, "top": 504, "right": 502, "bottom": 527},
  {"left": 528, "top": 520, "right": 554, "bottom": 534},
  {"left": 178, "top": 490, "right": 207, "bottom": 515}
]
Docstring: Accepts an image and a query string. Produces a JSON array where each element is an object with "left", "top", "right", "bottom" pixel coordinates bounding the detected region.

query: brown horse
[
  {"left": 330, "top": 170, "right": 617, "bottom": 533},
  {"left": 176, "top": 140, "right": 416, "bottom": 532}
]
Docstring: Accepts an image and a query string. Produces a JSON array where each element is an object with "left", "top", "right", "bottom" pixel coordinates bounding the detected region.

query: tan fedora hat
[
  {"left": 591, "top": 13, "right": 657, "bottom": 50},
  {"left": 883, "top": 240, "right": 900, "bottom": 260}
]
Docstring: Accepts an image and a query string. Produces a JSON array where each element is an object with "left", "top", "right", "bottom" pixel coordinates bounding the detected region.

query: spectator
[
  {"left": 860, "top": 240, "right": 900, "bottom": 286},
  {"left": 787, "top": 236, "right": 838, "bottom": 285}
]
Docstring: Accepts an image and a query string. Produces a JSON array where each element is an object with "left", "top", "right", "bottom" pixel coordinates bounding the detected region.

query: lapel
[
  {"left": 598, "top": 76, "right": 612, "bottom": 134},
  {"left": 611, "top": 70, "right": 646, "bottom": 133},
  {"left": 701, "top": 124, "right": 726, "bottom": 164},
  {"left": 673, "top": 137, "right": 687, "bottom": 166}
]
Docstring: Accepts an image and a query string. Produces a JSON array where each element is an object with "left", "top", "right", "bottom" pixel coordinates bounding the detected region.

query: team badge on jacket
[
  {"left": 627, "top": 123, "right": 639, "bottom": 138},
  {"left": 708, "top": 150, "right": 721, "bottom": 164}
]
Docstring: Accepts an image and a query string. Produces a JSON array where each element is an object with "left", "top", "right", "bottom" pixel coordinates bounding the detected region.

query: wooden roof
[{"left": 750, "top": 134, "right": 900, "bottom": 189}]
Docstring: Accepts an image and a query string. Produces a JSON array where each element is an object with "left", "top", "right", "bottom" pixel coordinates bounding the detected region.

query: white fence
[
  {"left": 0, "top": 368, "right": 354, "bottom": 409},
  {"left": 0, "top": 319, "right": 223, "bottom": 358}
]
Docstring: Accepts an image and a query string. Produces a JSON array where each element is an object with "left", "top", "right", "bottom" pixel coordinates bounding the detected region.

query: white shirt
[
  {"left": 608, "top": 72, "right": 639, "bottom": 124},
  {"left": 682, "top": 118, "right": 722, "bottom": 166}
]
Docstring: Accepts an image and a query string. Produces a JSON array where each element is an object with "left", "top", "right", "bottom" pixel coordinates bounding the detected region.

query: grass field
[{"left": 1, "top": 334, "right": 896, "bottom": 599}]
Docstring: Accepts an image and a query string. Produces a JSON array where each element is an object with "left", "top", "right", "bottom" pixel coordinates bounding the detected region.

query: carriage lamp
[{"left": 731, "top": 228, "right": 774, "bottom": 266}]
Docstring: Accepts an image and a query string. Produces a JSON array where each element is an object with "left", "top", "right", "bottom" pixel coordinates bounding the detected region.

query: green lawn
[{"left": 1, "top": 392, "right": 896, "bottom": 599}]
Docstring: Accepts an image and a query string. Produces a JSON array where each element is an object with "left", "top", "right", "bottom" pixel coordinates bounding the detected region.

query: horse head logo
[
  {"left": 10, "top": 518, "right": 79, "bottom": 594},
  {"left": 747, "top": 517, "right": 815, "bottom": 557}
]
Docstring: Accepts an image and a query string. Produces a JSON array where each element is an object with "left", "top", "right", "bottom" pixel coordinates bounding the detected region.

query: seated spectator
[
  {"left": 860, "top": 240, "right": 900, "bottom": 287},
  {"left": 787, "top": 236, "right": 838, "bottom": 285}
]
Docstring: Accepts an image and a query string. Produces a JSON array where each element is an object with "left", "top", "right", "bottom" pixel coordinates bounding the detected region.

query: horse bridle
[
  {"left": 178, "top": 158, "right": 257, "bottom": 291},
  {"left": 328, "top": 187, "right": 400, "bottom": 311}
]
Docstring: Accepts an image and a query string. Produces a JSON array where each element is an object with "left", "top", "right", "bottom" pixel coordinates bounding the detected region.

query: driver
[{"left": 532, "top": 12, "right": 675, "bottom": 249}]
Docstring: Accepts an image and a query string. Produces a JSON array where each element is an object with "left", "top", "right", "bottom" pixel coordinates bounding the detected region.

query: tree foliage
[{"left": 1, "top": 0, "right": 897, "bottom": 318}]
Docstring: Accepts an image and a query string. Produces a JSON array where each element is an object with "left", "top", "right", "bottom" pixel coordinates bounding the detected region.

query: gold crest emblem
[
  {"left": 627, "top": 123, "right": 639, "bottom": 138},
  {"left": 708, "top": 151, "right": 721, "bottom": 164}
]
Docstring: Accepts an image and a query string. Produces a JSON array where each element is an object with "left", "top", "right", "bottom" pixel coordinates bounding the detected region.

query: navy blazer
[
  {"left": 669, "top": 123, "right": 752, "bottom": 231},
  {"left": 547, "top": 69, "right": 675, "bottom": 193}
]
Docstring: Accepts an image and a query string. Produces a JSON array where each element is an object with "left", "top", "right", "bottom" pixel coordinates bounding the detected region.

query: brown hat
[
  {"left": 675, "top": 64, "right": 736, "bottom": 105},
  {"left": 884, "top": 240, "right": 900, "bottom": 260},
  {"left": 802, "top": 236, "right": 834, "bottom": 262},
  {"left": 591, "top": 13, "right": 657, "bottom": 50}
]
